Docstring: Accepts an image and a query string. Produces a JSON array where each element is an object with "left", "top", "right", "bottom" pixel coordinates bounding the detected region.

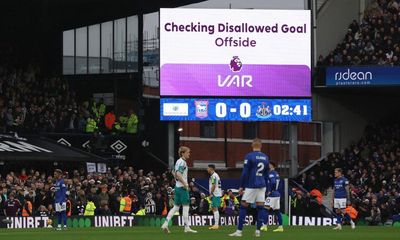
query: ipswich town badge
[{"left": 195, "top": 100, "right": 209, "bottom": 119}]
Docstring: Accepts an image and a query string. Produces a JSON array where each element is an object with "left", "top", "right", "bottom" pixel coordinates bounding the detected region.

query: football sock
[
  {"left": 165, "top": 205, "right": 179, "bottom": 223},
  {"left": 344, "top": 213, "right": 351, "bottom": 222},
  {"left": 275, "top": 210, "right": 283, "bottom": 226},
  {"left": 264, "top": 209, "right": 270, "bottom": 225},
  {"left": 57, "top": 212, "right": 62, "bottom": 226},
  {"left": 336, "top": 214, "right": 342, "bottom": 225},
  {"left": 62, "top": 211, "right": 67, "bottom": 226},
  {"left": 238, "top": 205, "right": 247, "bottom": 231},
  {"left": 182, "top": 206, "right": 190, "bottom": 228},
  {"left": 256, "top": 206, "right": 266, "bottom": 230},
  {"left": 213, "top": 210, "right": 220, "bottom": 226}
]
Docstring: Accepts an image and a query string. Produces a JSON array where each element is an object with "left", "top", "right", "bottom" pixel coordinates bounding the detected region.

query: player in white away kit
[
  {"left": 161, "top": 146, "right": 197, "bottom": 233},
  {"left": 207, "top": 164, "right": 222, "bottom": 230}
]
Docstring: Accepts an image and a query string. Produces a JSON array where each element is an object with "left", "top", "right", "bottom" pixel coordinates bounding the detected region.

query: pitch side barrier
[
  {"left": 0, "top": 215, "right": 292, "bottom": 229},
  {"left": 0, "top": 214, "right": 365, "bottom": 229}
]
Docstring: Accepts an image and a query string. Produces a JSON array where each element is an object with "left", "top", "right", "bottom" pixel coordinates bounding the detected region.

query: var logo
[
  {"left": 218, "top": 56, "right": 252, "bottom": 88},
  {"left": 217, "top": 75, "right": 252, "bottom": 87}
]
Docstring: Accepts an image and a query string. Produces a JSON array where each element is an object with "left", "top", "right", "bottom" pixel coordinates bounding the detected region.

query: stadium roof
[
  {"left": 1, "top": 0, "right": 205, "bottom": 30},
  {"left": 0, "top": 134, "right": 107, "bottom": 163}
]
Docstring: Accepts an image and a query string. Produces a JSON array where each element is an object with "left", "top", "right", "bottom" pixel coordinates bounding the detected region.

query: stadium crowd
[
  {"left": 297, "top": 122, "right": 400, "bottom": 225},
  {"left": 0, "top": 167, "right": 239, "bottom": 217},
  {"left": 0, "top": 61, "right": 138, "bottom": 135},
  {"left": 318, "top": 0, "right": 400, "bottom": 66}
]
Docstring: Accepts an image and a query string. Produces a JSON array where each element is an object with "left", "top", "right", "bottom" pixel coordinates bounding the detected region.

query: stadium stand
[
  {"left": 297, "top": 121, "right": 400, "bottom": 225},
  {"left": 318, "top": 0, "right": 400, "bottom": 66},
  {"left": 0, "top": 167, "right": 237, "bottom": 217},
  {"left": 0, "top": 60, "right": 138, "bottom": 134}
]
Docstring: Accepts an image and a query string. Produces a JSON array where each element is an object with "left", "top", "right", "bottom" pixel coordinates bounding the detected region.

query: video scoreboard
[{"left": 159, "top": 8, "right": 311, "bottom": 122}]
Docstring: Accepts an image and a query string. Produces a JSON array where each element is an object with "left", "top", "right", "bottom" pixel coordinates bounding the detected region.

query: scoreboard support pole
[
  {"left": 284, "top": 178, "right": 289, "bottom": 214},
  {"left": 168, "top": 122, "right": 175, "bottom": 170},
  {"left": 224, "top": 122, "right": 228, "bottom": 167},
  {"left": 289, "top": 123, "right": 299, "bottom": 177}
]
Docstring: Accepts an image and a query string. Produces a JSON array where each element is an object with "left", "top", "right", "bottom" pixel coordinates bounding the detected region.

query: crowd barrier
[{"left": 0, "top": 215, "right": 291, "bottom": 229}]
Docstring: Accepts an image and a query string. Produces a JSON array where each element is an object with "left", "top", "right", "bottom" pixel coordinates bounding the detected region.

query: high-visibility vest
[
  {"left": 135, "top": 208, "right": 146, "bottom": 216},
  {"left": 91, "top": 103, "right": 99, "bottom": 118},
  {"left": 66, "top": 200, "right": 72, "bottom": 217},
  {"left": 126, "top": 114, "right": 138, "bottom": 134},
  {"left": 22, "top": 201, "right": 32, "bottom": 217},
  {"left": 86, "top": 118, "right": 97, "bottom": 133},
  {"left": 84, "top": 201, "right": 96, "bottom": 216},
  {"left": 205, "top": 196, "right": 212, "bottom": 211},
  {"left": 310, "top": 189, "right": 323, "bottom": 205},
  {"left": 162, "top": 203, "right": 168, "bottom": 216},
  {"left": 120, "top": 197, "right": 132, "bottom": 213},
  {"left": 99, "top": 104, "right": 106, "bottom": 116},
  {"left": 346, "top": 206, "right": 358, "bottom": 219}
]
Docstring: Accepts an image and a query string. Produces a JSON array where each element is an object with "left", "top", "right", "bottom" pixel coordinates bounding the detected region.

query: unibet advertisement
[
  {"left": 0, "top": 215, "right": 289, "bottom": 229},
  {"left": 160, "top": 8, "right": 311, "bottom": 97}
]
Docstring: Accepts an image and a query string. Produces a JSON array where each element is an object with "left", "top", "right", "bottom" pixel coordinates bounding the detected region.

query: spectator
[
  {"left": 0, "top": 166, "right": 229, "bottom": 217},
  {"left": 98, "top": 203, "right": 112, "bottom": 216},
  {"left": 145, "top": 193, "right": 156, "bottom": 215},
  {"left": 73, "top": 199, "right": 85, "bottom": 216},
  {"left": 36, "top": 205, "right": 49, "bottom": 217},
  {"left": 126, "top": 110, "right": 138, "bottom": 134},
  {"left": 154, "top": 192, "right": 166, "bottom": 216},
  {"left": 345, "top": 204, "right": 358, "bottom": 223},
  {"left": 3, "top": 193, "right": 21, "bottom": 217},
  {"left": 104, "top": 110, "right": 116, "bottom": 131},
  {"left": 222, "top": 190, "right": 239, "bottom": 215},
  {"left": 297, "top": 121, "right": 400, "bottom": 223},
  {"left": 365, "top": 205, "right": 382, "bottom": 225},
  {"left": 0, "top": 188, "right": 7, "bottom": 215},
  {"left": 135, "top": 205, "right": 146, "bottom": 216},
  {"left": 291, "top": 190, "right": 307, "bottom": 217},
  {"left": 98, "top": 185, "right": 109, "bottom": 207},
  {"left": 22, "top": 195, "right": 33, "bottom": 217},
  {"left": 119, "top": 192, "right": 132, "bottom": 216},
  {"left": 84, "top": 197, "right": 96, "bottom": 216},
  {"left": 198, "top": 193, "right": 210, "bottom": 215},
  {"left": 319, "top": 1, "right": 400, "bottom": 67},
  {"left": 189, "top": 197, "right": 199, "bottom": 215}
]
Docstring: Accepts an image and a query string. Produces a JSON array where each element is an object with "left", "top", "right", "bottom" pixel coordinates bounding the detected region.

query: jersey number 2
[{"left": 256, "top": 162, "right": 265, "bottom": 176}]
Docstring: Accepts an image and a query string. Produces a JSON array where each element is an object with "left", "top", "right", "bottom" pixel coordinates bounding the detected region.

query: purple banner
[{"left": 160, "top": 63, "right": 310, "bottom": 97}]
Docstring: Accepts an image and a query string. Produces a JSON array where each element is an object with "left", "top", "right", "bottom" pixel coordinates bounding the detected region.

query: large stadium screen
[
  {"left": 160, "top": 8, "right": 311, "bottom": 97},
  {"left": 160, "top": 8, "right": 311, "bottom": 122}
]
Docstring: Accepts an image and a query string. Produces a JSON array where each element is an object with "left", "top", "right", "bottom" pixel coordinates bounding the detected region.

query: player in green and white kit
[
  {"left": 207, "top": 164, "right": 222, "bottom": 230},
  {"left": 161, "top": 146, "right": 197, "bottom": 234}
]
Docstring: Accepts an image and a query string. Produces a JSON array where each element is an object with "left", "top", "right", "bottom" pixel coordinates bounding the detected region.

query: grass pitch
[{"left": 0, "top": 226, "right": 398, "bottom": 240}]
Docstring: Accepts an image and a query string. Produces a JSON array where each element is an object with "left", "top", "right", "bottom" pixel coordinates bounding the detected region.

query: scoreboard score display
[
  {"left": 159, "top": 8, "right": 311, "bottom": 122},
  {"left": 161, "top": 98, "right": 311, "bottom": 122}
]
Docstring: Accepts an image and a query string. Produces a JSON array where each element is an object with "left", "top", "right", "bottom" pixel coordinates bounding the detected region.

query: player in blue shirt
[
  {"left": 53, "top": 169, "right": 67, "bottom": 230},
  {"left": 333, "top": 168, "right": 355, "bottom": 230},
  {"left": 229, "top": 139, "right": 269, "bottom": 237},
  {"left": 261, "top": 162, "right": 283, "bottom": 232}
]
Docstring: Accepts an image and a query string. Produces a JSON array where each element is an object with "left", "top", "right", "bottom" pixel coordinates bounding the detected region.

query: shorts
[
  {"left": 174, "top": 187, "right": 190, "bottom": 206},
  {"left": 242, "top": 187, "right": 266, "bottom": 204},
  {"left": 334, "top": 198, "right": 347, "bottom": 209},
  {"left": 265, "top": 197, "right": 280, "bottom": 210},
  {"left": 55, "top": 202, "right": 66, "bottom": 212},
  {"left": 211, "top": 196, "right": 221, "bottom": 208}
]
